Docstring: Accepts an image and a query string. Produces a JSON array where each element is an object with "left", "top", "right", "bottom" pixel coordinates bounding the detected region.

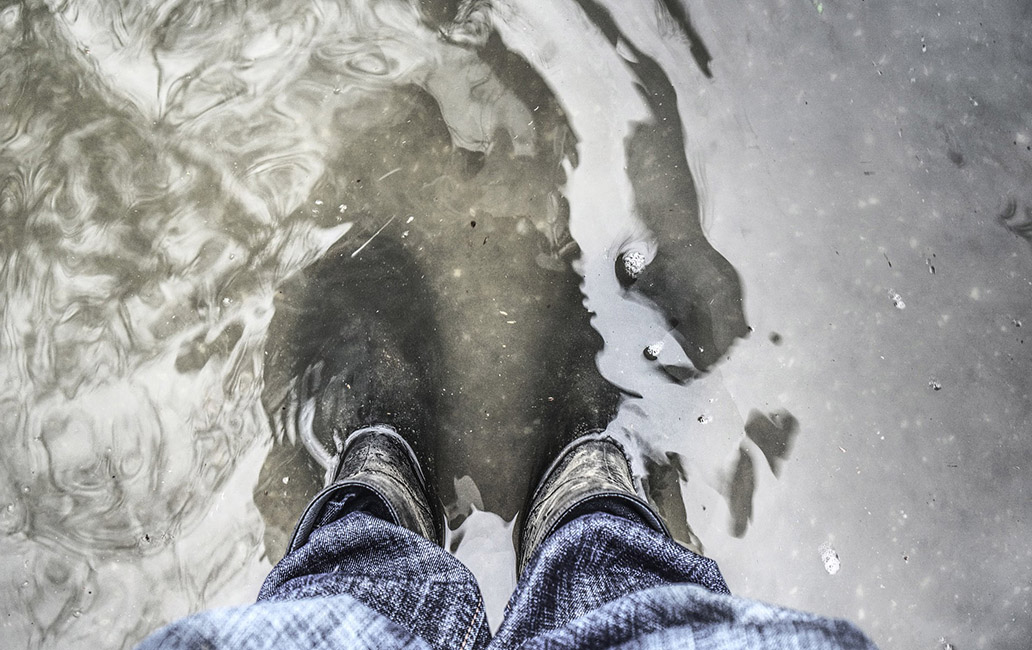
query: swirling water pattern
[
  {"left": 0, "top": 1, "right": 552, "bottom": 644},
  {"left": 6, "top": 1, "right": 1030, "bottom": 649}
]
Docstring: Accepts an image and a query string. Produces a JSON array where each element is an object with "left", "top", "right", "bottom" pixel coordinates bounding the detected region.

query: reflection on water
[{"left": 1, "top": 0, "right": 774, "bottom": 646}]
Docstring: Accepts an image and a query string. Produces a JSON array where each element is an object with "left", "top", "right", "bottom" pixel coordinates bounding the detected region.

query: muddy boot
[
  {"left": 516, "top": 434, "right": 671, "bottom": 575},
  {"left": 285, "top": 425, "right": 444, "bottom": 554}
]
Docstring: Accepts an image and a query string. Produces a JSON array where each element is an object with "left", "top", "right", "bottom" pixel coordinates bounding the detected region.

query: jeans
[{"left": 140, "top": 511, "right": 877, "bottom": 649}]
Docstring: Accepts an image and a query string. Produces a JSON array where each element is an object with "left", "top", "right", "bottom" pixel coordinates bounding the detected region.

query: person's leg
[
  {"left": 491, "top": 436, "right": 878, "bottom": 650},
  {"left": 140, "top": 510, "right": 487, "bottom": 650},
  {"left": 256, "top": 510, "right": 490, "bottom": 650},
  {"left": 140, "top": 427, "right": 491, "bottom": 650},
  {"left": 139, "top": 592, "right": 435, "bottom": 650}
]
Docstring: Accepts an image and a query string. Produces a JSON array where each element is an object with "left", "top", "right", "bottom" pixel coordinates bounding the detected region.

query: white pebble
[
  {"left": 622, "top": 251, "right": 647, "bottom": 279},
  {"left": 643, "top": 342, "right": 663, "bottom": 360},
  {"left": 819, "top": 542, "right": 841, "bottom": 574}
]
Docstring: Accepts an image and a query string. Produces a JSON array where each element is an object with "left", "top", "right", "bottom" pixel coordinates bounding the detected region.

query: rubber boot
[
  {"left": 516, "top": 434, "right": 670, "bottom": 575},
  {"left": 286, "top": 425, "right": 444, "bottom": 553}
]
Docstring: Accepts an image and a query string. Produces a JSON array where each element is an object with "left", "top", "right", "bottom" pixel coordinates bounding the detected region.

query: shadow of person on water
[{"left": 254, "top": 0, "right": 752, "bottom": 555}]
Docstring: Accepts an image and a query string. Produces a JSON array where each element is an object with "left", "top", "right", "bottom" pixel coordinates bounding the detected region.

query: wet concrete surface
[{"left": 1, "top": 1, "right": 1030, "bottom": 649}]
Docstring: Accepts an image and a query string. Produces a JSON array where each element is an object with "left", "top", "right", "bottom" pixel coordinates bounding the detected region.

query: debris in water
[
  {"left": 819, "top": 542, "right": 841, "bottom": 574},
  {"left": 644, "top": 342, "right": 663, "bottom": 360},
  {"left": 377, "top": 167, "right": 402, "bottom": 181},
  {"left": 928, "top": 380, "right": 942, "bottom": 391},
  {"left": 998, "top": 198, "right": 1032, "bottom": 242},
  {"left": 889, "top": 290, "right": 906, "bottom": 309},
  {"left": 1013, "top": 319, "right": 1022, "bottom": 328},
  {"left": 938, "top": 637, "right": 955, "bottom": 650},
  {"left": 660, "top": 364, "right": 698, "bottom": 384},
  {"left": 351, "top": 216, "right": 396, "bottom": 258},
  {"left": 727, "top": 448, "right": 755, "bottom": 537},
  {"left": 744, "top": 409, "right": 799, "bottom": 477},
  {"left": 697, "top": 414, "right": 712, "bottom": 424}
]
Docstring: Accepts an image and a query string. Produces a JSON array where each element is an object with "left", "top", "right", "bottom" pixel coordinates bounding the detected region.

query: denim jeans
[{"left": 140, "top": 511, "right": 877, "bottom": 649}]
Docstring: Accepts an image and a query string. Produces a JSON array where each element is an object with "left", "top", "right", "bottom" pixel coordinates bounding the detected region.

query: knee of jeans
[
  {"left": 439, "top": 560, "right": 482, "bottom": 591},
  {"left": 547, "top": 511, "right": 637, "bottom": 555}
]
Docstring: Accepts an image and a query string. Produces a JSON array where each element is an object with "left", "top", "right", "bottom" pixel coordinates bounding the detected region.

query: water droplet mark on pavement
[{"left": 889, "top": 290, "right": 906, "bottom": 309}]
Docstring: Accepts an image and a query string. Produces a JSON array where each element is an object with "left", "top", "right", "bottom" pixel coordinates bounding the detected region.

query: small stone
[
  {"left": 819, "top": 542, "right": 841, "bottom": 575},
  {"left": 622, "top": 251, "right": 646, "bottom": 276},
  {"left": 928, "top": 380, "right": 942, "bottom": 391},
  {"left": 697, "top": 414, "right": 712, "bottom": 424},
  {"left": 643, "top": 342, "right": 663, "bottom": 360},
  {"left": 889, "top": 290, "right": 906, "bottom": 309},
  {"left": 616, "top": 250, "right": 647, "bottom": 286}
]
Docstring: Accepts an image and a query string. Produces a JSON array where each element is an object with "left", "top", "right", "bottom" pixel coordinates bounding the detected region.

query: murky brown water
[{"left": 2, "top": 1, "right": 1030, "bottom": 649}]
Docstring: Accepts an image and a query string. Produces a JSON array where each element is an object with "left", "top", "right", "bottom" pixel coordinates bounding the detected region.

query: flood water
[{"left": 1, "top": 1, "right": 1030, "bottom": 648}]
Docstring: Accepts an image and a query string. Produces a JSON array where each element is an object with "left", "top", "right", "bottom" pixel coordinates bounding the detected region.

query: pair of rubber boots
[{"left": 287, "top": 426, "right": 670, "bottom": 574}]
